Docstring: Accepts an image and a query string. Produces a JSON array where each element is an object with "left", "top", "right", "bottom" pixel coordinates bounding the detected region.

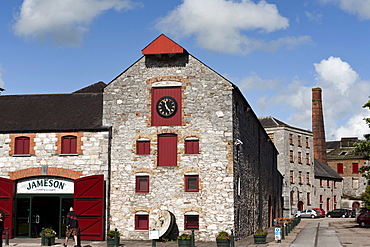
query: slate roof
[
  {"left": 314, "top": 159, "right": 343, "bottom": 181},
  {"left": 258, "top": 116, "right": 289, "bottom": 127},
  {"left": 326, "top": 137, "right": 363, "bottom": 160},
  {"left": 0, "top": 82, "right": 107, "bottom": 133}
]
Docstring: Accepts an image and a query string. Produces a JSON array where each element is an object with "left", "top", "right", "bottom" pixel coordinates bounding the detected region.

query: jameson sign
[{"left": 17, "top": 177, "right": 74, "bottom": 194}]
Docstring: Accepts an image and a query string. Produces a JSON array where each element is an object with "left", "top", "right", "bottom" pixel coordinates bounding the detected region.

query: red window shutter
[
  {"left": 15, "top": 137, "right": 30, "bottom": 154},
  {"left": 135, "top": 215, "right": 149, "bottom": 230},
  {"left": 136, "top": 176, "right": 149, "bottom": 193},
  {"left": 185, "top": 215, "right": 199, "bottom": 230},
  {"left": 185, "top": 175, "right": 199, "bottom": 192},
  {"left": 137, "top": 141, "right": 150, "bottom": 155},
  {"left": 158, "top": 134, "right": 177, "bottom": 166},
  {"left": 62, "top": 136, "right": 77, "bottom": 154},
  {"left": 152, "top": 87, "right": 182, "bottom": 126},
  {"left": 185, "top": 140, "right": 199, "bottom": 154},
  {"left": 337, "top": 163, "right": 343, "bottom": 174},
  {"left": 352, "top": 163, "right": 359, "bottom": 173}
]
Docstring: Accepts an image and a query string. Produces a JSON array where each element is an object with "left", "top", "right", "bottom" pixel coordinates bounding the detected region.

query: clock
[{"left": 156, "top": 96, "right": 177, "bottom": 118}]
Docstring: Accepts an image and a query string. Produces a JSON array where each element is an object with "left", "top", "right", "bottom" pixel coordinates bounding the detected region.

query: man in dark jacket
[
  {"left": 64, "top": 207, "right": 78, "bottom": 247},
  {"left": 0, "top": 210, "right": 5, "bottom": 247}
]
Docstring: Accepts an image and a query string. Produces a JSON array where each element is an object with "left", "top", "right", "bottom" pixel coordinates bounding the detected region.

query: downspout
[{"left": 106, "top": 126, "right": 113, "bottom": 238}]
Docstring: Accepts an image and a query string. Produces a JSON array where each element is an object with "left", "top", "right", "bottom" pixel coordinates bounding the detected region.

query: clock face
[{"left": 156, "top": 96, "right": 178, "bottom": 118}]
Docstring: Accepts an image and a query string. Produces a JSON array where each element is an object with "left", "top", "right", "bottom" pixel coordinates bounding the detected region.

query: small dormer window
[{"left": 339, "top": 151, "right": 347, "bottom": 155}]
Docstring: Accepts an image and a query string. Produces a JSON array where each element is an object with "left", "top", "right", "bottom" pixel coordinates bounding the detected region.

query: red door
[
  {"left": 74, "top": 175, "right": 104, "bottom": 240},
  {"left": 0, "top": 177, "right": 14, "bottom": 239}
]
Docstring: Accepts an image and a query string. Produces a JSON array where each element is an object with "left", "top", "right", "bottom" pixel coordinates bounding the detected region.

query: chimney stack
[{"left": 312, "top": 87, "right": 327, "bottom": 164}]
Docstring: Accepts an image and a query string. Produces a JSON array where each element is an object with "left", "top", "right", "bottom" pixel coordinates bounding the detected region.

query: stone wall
[{"left": 0, "top": 131, "right": 109, "bottom": 178}]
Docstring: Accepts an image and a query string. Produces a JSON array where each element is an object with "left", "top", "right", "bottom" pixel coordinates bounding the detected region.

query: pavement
[{"left": 1, "top": 221, "right": 308, "bottom": 247}]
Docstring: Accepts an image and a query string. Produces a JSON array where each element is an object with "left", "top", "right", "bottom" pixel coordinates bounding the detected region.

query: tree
[{"left": 354, "top": 97, "right": 370, "bottom": 178}]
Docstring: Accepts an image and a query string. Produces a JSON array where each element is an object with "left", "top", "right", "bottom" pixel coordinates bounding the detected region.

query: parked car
[
  {"left": 300, "top": 209, "right": 319, "bottom": 218},
  {"left": 326, "top": 209, "right": 350, "bottom": 218},
  {"left": 349, "top": 210, "right": 356, "bottom": 218},
  {"left": 356, "top": 212, "right": 370, "bottom": 227},
  {"left": 312, "top": 208, "right": 325, "bottom": 217}
]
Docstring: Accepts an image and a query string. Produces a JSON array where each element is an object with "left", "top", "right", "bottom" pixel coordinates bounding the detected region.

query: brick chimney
[{"left": 312, "top": 87, "right": 327, "bottom": 164}]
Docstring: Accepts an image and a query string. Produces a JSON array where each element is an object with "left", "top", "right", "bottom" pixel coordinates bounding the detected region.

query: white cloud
[
  {"left": 156, "top": 0, "right": 310, "bottom": 54},
  {"left": 238, "top": 72, "right": 282, "bottom": 91},
  {"left": 239, "top": 56, "right": 370, "bottom": 140},
  {"left": 13, "top": 0, "right": 139, "bottom": 46},
  {"left": 320, "top": 0, "right": 370, "bottom": 20},
  {"left": 305, "top": 11, "right": 323, "bottom": 24}
]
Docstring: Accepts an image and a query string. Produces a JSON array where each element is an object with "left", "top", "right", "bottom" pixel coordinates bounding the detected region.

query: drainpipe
[{"left": 106, "top": 126, "right": 113, "bottom": 239}]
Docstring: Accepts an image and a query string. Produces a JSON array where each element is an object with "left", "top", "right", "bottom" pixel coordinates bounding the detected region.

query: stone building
[
  {"left": 327, "top": 137, "right": 368, "bottom": 210},
  {"left": 0, "top": 34, "right": 282, "bottom": 241},
  {"left": 259, "top": 116, "right": 315, "bottom": 218}
]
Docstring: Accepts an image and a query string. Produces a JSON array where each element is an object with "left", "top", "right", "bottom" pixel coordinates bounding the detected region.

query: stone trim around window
[
  {"left": 55, "top": 132, "right": 83, "bottom": 155},
  {"left": 9, "top": 133, "right": 36, "bottom": 156}
]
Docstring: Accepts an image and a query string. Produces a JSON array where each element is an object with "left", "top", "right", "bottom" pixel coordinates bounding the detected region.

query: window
[
  {"left": 320, "top": 195, "right": 323, "bottom": 202},
  {"left": 334, "top": 181, "right": 337, "bottom": 188},
  {"left": 337, "top": 163, "right": 343, "bottom": 174},
  {"left": 298, "top": 152, "right": 302, "bottom": 164},
  {"left": 290, "top": 191, "right": 294, "bottom": 204},
  {"left": 320, "top": 179, "right": 323, "bottom": 187},
  {"left": 61, "top": 135, "right": 77, "bottom": 154},
  {"left": 290, "top": 171, "right": 294, "bottom": 184},
  {"left": 298, "top": 136, "right": 301, "bottom": 147},
  {"left": 135, "top": 214, "right": 149, "bottom": 230},
  {"left": 352, "top": 163, "right": 359, "bottom": 173},
  {"left": 136, "top": 176, "right": 149, "bottom": 193},
  {"left": 289, "top": 134, "right": 293, "bottom": 145},
  {"left": 15, "top": 137, "right": 30, "bottom": 155},
  {"left": 185, "top": 138, "right": 199, "bottom": 154},
  {"left": 306, "top": 137, "right": 309, "bottom": 148},
  {"left": 185, "top": 175, "right": 199, "bottom": 192},
  {"left": 290, "top": 150, "right": 294, "bottom": 163},
  {"left": 185, "top": 215, "right": 199, "bottom": 230},
  {"left": 137, "top": 139, "right": 150, "bottom": 155},
  {"left": 306, "top": 153, "right": 310, "bottom": 165},
  {"left": 334, "top": 195, "right": 337, "bottom": 203},
  {"left": 306, "top": 172, "right": 310, "bottom": 185},
  {"left": 353, "top": 179, "right": 359, "bottom": 189},
  {"left": 299, "top": 171, "right": 303, "bottom": 184},
  {"left": 158, "top": 133, "right": 177, "bottom": 166},
  {"left": 327, "top": 180, "right": 330, "bottom": 187},
  {"left": 307, "top": 193, "right": 311, "bottom": 205}
]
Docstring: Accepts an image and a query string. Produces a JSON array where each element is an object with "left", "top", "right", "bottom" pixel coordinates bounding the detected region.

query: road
[{"left": 291, "top": 217, "right": 368, "bottom": 247}]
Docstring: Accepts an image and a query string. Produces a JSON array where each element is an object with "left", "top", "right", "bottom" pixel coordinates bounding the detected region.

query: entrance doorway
[{"left": 15, "top": 196, "right": 73, "bottom": 238}]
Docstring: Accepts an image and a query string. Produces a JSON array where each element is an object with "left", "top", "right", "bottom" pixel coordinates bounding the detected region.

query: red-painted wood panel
[
  {"left": 15, "top": 137, "right": 30, "bottom": 154},
  {"left": 74, "top": 175, "right": 104, "bottom": 241},
  {"left": 142, "top": 34, "right": 184, "bottom": 55},
  {"left": 152, "top": 87, "right": 182, "bottom": 126},
  {"left": 158, "top": 134, "right": 177, "bottom": 166},
  {"left": 0, "top": 177, "right": 14, "bottom": 238}
]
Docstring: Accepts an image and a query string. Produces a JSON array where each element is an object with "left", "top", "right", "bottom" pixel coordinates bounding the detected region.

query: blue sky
[{"left": 1, "top": 0, "right": 370, "bottom": 141}]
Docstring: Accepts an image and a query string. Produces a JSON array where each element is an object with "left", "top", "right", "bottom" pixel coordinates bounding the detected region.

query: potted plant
[
  {"left": 216, "top": 231, "right": 231, "bottom": 247},
  {"left": 177, "top": 233, "right": 192, "bottom": 247},
  {"left": 40, "top": 227, "right": 56, "bottom": 246},
  {"left": 253, "top": 228, "right": 268, "bottom": 244},
  {"left": 107, "top": 229, "right": 121, "bottom": 247}
]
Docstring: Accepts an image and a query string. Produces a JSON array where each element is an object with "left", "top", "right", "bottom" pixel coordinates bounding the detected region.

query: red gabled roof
[{"left": 142, "top": 34, "right": 185, "bottom": 55}]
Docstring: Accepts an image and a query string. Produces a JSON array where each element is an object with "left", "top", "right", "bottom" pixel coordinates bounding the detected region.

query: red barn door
[
  {"left": 74, "top": 175, "right": 104, "bottom": 240},
  {"left": 0, "top": 177, "right": 14, "bottom": 238}
]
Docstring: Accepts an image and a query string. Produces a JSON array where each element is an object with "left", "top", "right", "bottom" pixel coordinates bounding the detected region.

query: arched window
[
  {"left": 61, "top": 135, "right": 77, "bottom": 154},
  {"left": 15, "top": 136, "right": 30, "bottom": 155}
]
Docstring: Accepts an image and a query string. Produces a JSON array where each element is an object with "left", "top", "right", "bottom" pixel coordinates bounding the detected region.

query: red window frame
[
  {"left": 320, "top": 195, "right": 323, "bottom": 202},
  {"left": 320, "top": 179, "right": 323, "bottom": 187},
  {"left": 61, "top": 135, "right": 77, "bottom": 154},
  {"left": 137, "top": 140, "right": 150, "bottom": 155},
  {"left": 290, "top": 191, "right": 294, "bottom": 204},
  {"left": 136, "top": 176, "right": 149, "bottom": 193},
  {"left": 185, "top": 139, "right": 199, "bottom": 154},
  {"left": 135, "top": 215, "right": 149, "bottom": 230},
  {"left": 327, "top": 180, "right": 330, "bottom": 187},
  {"left": 337, "top": 163, "right": 343, "bottom": 174},
  {"left": 185, "top": 175, "right": 199, "bottom": 192},
  {"left": 307, "top": 193, "right": 311, "bottom": 205},
  {"left": 290, "top": 150, "right": 294, "bottom": 163},
  {"left": 352, "top": 163, "right": 359, "bottom": 173},
  {"left": 158, "top": 133, "right": 177, "bottom": 166},
  {"left": 184, "top": 215, "right": 199, "bottom": 230},
  {"left": 15, "top": 137, "right": 30, "bottom": 155}
]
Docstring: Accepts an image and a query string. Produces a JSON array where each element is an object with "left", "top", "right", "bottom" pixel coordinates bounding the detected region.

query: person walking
[
  {"left": 64, "top": 207, "right": 78, "bottom": 247},
  {"left": 0, "top": 210, "right": 5, "bottom": 247}
]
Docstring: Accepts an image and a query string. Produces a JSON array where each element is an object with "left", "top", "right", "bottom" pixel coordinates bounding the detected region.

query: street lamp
[{"left": 290, "top": 186, "right": 300, "bottom": 216}]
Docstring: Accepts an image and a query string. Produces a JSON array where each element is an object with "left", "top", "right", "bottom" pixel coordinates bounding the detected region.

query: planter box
[
  {"left": 253, "top": 235, "right": 267, "bottom": 244},
  {"left": 178, "top": 239, "right": 192, "bottom": 247},
  {"left": 107, "top": 237, "right": 120, "bottom": 247},
  {"left": 216, "top": 238, "right": 230, "bottom": 246}
]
